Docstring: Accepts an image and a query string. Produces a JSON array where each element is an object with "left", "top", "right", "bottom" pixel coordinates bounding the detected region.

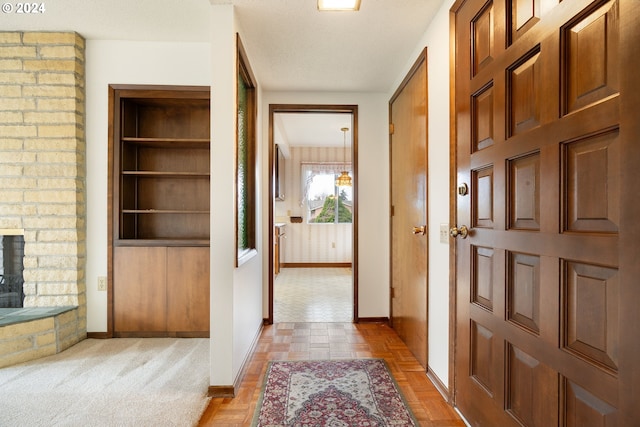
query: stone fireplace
[{"left": 0, "top": 32, "right": 86, "bottom": 367}]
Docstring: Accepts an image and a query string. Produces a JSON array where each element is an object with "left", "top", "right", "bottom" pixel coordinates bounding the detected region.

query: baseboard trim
[
  {"left": 427, "top": 365, "right": 451, "bottom": 403},
  {"left": 357, "top": 317, "right": 389, "bottom": 324},
  {"left": 86, "top": 332, "right": 111, "bottom": 339},
  {"left": 207, "top": 385, "right": 235, "bottom": 398},
  {"left": 208, "top": 321, "right": 264, "bottom": 398},
  {"left": 281, "top": 262, "right": 351, "bottom": 268}
]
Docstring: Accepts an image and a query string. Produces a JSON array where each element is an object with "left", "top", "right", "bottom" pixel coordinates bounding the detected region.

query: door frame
[
  {"left": 267, "top": 104, "right": 359, "bottom": 324},
  {"left": 448, "top": 3, "right": 461, "bottom": 406}
]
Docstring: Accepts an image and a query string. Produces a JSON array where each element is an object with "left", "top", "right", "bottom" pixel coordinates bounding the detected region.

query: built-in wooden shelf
[{"left": 109, "top": 84, "right": 211, "bottom": 338}]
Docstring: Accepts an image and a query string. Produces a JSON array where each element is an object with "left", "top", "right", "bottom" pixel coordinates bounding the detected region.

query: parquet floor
[{"left": 197, "top": 322, "right": 465, "bottom": 426}]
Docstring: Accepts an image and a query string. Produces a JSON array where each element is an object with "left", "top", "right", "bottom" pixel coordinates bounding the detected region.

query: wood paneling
[
  {"left": 507, "top": 252, "right": 540, "bottom": 333},
  {"left": 472, "top": 246, "right": 494, "bottom": 311},
  {"left": 507, "top": 48, "right": 541, "bottom": 137},
  {"left": 562, "top": 128, "right": 619, "bottom": 233},
  {"left": 472, "top": 82, "right": 495, "bottom": 151},
  {"left": 563, "top": 379, "right": 618, "bottom": 426},
  {"left": 563, "top": 260, "right": 618, "bottom": 372},
  {"left": 508, "top": 152, "right": 540, "bottom": 230},
  {"left": 470, "top": 321, "right": 496, "bottom": 394},
  {"left": 562, "top": 0, "right": 619, "bottom": 115},
  {"left": 472, "top": 1, "right": 495, "bottom": 76},
  {"left": 506, "top": 344, "right": 558, "bottom": 426},
  {"left": 473, "top": 166, "right": 494, "bottom": 228}
]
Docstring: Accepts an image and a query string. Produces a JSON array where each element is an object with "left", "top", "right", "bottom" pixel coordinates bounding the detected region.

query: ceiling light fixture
[
  {"left": 336, "top": 127, "right": 352, "bottom": 187},
  {"left": 317, "top": 0, "right": 361, "bottom": 11}
]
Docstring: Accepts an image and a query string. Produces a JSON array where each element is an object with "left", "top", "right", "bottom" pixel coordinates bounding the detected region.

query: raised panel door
[{"left": 453, "top": 0, "right": 639, "bottom": 424}]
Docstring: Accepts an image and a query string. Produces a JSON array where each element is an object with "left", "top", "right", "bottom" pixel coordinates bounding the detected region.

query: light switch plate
[{"left": 439, "top": 224, "right": 449, "bottom": 244}]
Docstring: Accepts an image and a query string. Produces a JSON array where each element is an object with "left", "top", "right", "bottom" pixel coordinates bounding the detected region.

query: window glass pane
[
  {"left": 306, "top": 171, "right": 352, "bottom": 224},
  {"left": 237, "top": 74, "right": 248, "bottom": 250}
]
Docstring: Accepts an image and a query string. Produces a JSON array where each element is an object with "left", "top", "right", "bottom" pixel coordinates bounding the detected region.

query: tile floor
[{"left": 273, "top": 267, "right": 352, "bottom": 322}]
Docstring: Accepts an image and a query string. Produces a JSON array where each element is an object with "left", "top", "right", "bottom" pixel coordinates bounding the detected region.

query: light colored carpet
[{"left": 0, "top": 338, "right": 210, "bottom": 426}]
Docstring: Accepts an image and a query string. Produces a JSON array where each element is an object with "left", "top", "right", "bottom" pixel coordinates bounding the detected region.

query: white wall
[
  {"left": 209, "top": 4, "right": 265, "bottom": 386},
  {"left": 388, "top": 0, "right": 455, "bottom": 387},
  {"left": 85, "top": 40, "right": 212, "bottom": 332},
  {"left": 262, "top": 91, "right": 389, "bottom": 319}
]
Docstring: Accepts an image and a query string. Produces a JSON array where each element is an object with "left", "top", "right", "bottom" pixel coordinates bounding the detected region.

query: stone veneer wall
[{"left": 0, "top": 32, "right": 87, "bottom": 362}]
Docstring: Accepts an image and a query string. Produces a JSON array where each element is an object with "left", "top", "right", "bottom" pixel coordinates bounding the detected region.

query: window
[
  {"left": 236, "top": 35, "right": 257, "bottom": 266},
  {"left": 302, "top": 163, "right": 353, "bottom": 224}
]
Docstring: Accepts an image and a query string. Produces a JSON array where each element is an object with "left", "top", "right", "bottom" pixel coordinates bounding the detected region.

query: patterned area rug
[{"left": 252, "top": 359, "right": 418, "bottom": 426}]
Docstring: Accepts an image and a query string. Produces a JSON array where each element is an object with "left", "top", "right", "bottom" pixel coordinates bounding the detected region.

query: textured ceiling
[
  {"left": 227, "top": 0, "right": 443, "bottom": 92},
  {"left": 275, "top": 113, "right": 353, "bottom": 149},
  {"left": 0, "top": 0, "right": 212, "bottom": 42},
  {"left": 3, "top": 0, "right": 443, "bottom": 146}
]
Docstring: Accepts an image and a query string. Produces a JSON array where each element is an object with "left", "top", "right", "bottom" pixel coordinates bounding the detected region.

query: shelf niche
[{"left": 113, "top": 87, "right": 211, "bottom": 245}]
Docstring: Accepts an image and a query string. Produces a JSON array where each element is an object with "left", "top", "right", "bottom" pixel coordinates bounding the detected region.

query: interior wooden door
[
  {"left": 390, "top": 50, "right": 428, "bottom": 369},
  {"left": 452, "top": 0, "right": 640, "bottom": 424}
]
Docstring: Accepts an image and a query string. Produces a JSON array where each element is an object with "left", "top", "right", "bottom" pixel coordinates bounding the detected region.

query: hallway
[{"left": 197, "top": 322, "right": 464, "bottom": 426}]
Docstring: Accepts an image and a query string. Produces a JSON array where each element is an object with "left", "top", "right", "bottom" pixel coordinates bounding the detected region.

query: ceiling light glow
[{"left": 317, "top": 0, "right": 361, "bottom": 11}]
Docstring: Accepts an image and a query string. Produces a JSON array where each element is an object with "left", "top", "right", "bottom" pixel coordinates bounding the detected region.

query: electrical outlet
[
  {"left": 439, "top": 224, "right": 449, "bottom": 244},
  {"left": 97, "top": 276, "right": 107, "bottom": 291},
  {"left": 331, "top": 242, "right": 336, "bottom": 248}
]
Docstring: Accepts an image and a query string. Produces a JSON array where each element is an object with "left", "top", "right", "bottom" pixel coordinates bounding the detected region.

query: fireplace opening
[{"left": 0, "top": 235, "right": 25, "bottom": 308}]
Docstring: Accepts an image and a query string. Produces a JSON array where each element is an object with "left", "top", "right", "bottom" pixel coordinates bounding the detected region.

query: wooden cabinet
[
  {"left": 114, "top": 246, "right": 209, "bottom": 336},
  {"left": 109, "top": 85, "right": 210, "bottom": 337}
]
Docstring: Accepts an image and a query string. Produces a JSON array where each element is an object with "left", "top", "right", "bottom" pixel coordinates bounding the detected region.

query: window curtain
[{"left": 300, "top": 162, "right": 352, "bottom": 207}]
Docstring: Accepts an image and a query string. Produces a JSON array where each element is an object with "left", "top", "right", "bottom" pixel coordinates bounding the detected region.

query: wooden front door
[
  {"left": 390, "top": 50, "right": 428, "bottom": 368},
  {"left": 452, "top": 0, "right": 640, "bottom": 424}
]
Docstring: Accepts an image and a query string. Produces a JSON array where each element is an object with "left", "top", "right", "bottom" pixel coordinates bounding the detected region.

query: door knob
[
  {"left": 449, "top": 225, "right": 469, "bottom": 239},
  {"left": 412, "top": 225, "right": 426, "bottom": 235}
]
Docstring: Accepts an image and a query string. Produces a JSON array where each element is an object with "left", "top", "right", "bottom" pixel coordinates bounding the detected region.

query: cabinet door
[
  {"left": 166, "top": 247, "right": 210, "bottom": 334},
  {"left": 114, "top": 246, "right": 167, "bottom": 334}
]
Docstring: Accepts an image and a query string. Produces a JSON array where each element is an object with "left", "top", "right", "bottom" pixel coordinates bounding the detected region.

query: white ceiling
[
  {"left": 275, "top": 113, "right": 353, "bottom": 149},
  {"left": 224, "top": 0, "right": 442, "bottom": 92},
  {"left": 2, "top": 0, "right": 443, "bottom": 146}
]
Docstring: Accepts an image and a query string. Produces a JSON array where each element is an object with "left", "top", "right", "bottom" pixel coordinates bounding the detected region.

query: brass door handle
[
  {"left": 413, "top": 225, "right": 426, "bottom": 235},
  {"left": 449, "top": 225, "right": 469, "bottom": 239}
]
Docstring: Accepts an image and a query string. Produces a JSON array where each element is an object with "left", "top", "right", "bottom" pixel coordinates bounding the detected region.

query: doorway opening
[{"left": 268, "top": 104, "right": 359, "bottom": 324}]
